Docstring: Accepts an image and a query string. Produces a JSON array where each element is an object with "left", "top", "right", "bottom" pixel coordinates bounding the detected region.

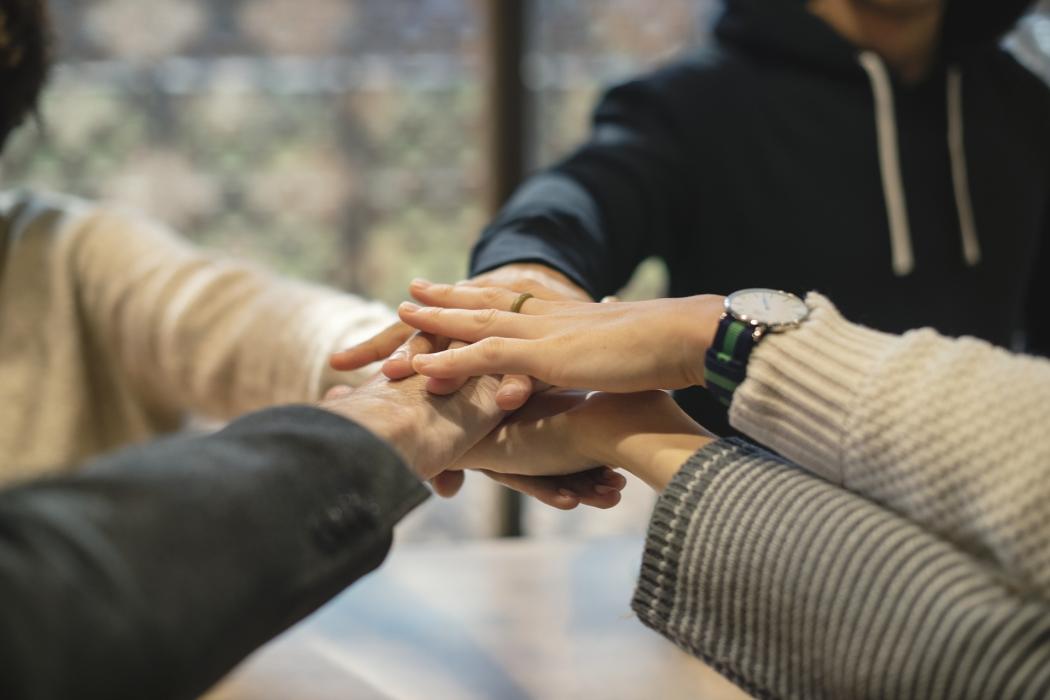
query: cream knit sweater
[
  {"left": 730, "top": 293, "right": 1050, "bottom": 598},
  {"left": 0, "top": 190, "right": 393, "bottom": 481},
  {"left": 634, "top": 295, "right": 1050, "bottom": 698}
]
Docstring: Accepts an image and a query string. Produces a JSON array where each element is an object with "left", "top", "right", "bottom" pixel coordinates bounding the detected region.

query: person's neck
[{"left": 807, "top": 0, "right": 945, "bottom": 84}]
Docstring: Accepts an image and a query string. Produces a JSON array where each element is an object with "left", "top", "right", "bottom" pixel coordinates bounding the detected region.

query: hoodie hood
[{"left": 715, "top": 0, "right": 1038, "bottom": 75}]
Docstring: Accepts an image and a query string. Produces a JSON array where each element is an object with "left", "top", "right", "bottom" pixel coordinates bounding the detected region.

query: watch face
[{"left": 726, "top": 288, "right": 808, "bottom": 329}]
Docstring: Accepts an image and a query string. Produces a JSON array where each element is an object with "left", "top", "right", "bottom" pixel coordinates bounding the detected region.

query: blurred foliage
[{"left": 2, "top": 0, "right": 1047, "bottom": 308}]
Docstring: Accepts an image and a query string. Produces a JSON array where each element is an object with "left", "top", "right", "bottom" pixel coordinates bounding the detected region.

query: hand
[
  {"left": 457, "top": 389, "right": 715, "bottom": 491},
  {"left": 427, "top": 463, "right": 624, "bottom": 511},
  {"left": 321, "top": 374, "right": 503, "bottom": 481},
  {"left": 328, "top": 264, "right": 590, "bottom": 411},
  {"left": 321, "top": 380, "right": 623, "bottom": 509},
  {"left": 398, "top": 280, "right": 725, "bottom": 394}
]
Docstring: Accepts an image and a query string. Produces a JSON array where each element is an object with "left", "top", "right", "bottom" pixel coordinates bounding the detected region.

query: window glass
[{"left": 2, "top": 0, "right": 485, "bottom": 307}]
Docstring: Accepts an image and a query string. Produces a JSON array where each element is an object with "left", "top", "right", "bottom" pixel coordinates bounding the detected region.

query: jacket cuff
[
  {"left": 727, "top": 293, "right": 899, "bottom": 485},
  {"left": 209, "top": 405, "right": 430, "bottom": 534},
  {"left": 469, "top": 221, "right": 599, "bottom": 300}
]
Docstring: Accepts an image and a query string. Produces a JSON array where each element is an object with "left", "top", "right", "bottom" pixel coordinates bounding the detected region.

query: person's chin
[{"left": 853, "top": 0, "right": 942, "bottom": 19}]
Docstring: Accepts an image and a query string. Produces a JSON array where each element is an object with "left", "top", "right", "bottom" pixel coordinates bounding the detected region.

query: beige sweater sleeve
[
  {"left": 730, "top": 293, "right": 1050, "bottom": 596},
  {"left": 69, "top": 205, "right": 394, "bottom": 421}
]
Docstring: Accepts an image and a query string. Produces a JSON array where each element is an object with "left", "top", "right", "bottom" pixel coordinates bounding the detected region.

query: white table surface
[{"left": 205, "top": 535, "right": 749, "bottom": 700}]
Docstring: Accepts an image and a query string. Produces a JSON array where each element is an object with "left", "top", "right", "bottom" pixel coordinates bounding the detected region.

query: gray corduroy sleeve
[{"left": 633, "top": 439, "right": 1050, "bottom": 700}]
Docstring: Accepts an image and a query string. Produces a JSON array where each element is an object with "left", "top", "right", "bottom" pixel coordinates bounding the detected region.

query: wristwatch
[{"left": 704, "top": 288, "right": 808, "bottom": 406}]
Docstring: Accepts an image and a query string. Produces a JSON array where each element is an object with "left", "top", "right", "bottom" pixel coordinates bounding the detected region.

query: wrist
[
  {"left": 679, "top": 295, "right": 726, "bottom": 387},
  {"left": 481, "top": 263, "right": 590, "bottom": 301},
  {"left": 322, "top": 397, "right": 426, "bottom": 475},
  {"left": 574, "top": 392, "right": 714, "bottom": 490},
  {"left": 608, "top": 423, "right": 713, "bottom": 490}
]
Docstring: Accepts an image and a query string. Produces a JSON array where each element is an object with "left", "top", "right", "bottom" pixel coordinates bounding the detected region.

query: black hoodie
[{"left": 471, "top": 0, "right": 1049, "bottom": 431}]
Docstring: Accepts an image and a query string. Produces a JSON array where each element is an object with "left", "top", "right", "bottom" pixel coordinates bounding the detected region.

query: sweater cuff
[
  {"left": 634, "top": 441, "right": 732, "bottom": 625},
  {"left": 632, "top": 438, "right": 773, "bottom": 698},
  {"left": 728, "top": 293, "right": 899, "bottom": 484}
]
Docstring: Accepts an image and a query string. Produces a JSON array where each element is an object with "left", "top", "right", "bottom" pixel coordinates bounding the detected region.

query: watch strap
[{"left": 704, "top": 315, "right": 760, "bottom": 406}]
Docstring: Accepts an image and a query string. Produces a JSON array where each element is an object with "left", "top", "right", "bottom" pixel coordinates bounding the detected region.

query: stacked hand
[
  {"left": 330, "top": 264, "right": 592, "bottom": 409},
  {"left": 328, "top": 263, "right": 724, "bottom": 502},
  {"left": 330, "top": 263, "right": 626, "bottom": 505},
  {"left": 397, "top": 279, "right": 725, "bottom": 392},
  {"left": 456, "top": 389, "right": 713, "bottom": 491},
  {"left": 322, "top": 372, "right": 627, "bottom": 509}
]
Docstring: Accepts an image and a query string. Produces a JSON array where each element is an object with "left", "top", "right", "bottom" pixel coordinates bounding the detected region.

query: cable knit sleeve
[
  {"left": 69, "top": 205, "right": 394, "bottom": 421},
  {"left": 729, "top": 293, "right": 1050, "bottom": 598}
]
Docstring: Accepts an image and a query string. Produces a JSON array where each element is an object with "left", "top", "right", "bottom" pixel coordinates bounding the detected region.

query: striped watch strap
[{"left": 704, "top": 316, "right": 759, "bottom": 406}]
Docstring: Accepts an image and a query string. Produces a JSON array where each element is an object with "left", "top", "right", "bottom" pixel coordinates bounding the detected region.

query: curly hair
[{"left": 0, "top": 0, "right": 50, "bottom": 153}]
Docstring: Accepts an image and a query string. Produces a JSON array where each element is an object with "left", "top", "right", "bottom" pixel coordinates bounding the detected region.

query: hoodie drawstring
[
  {"left": 858, "top": 51, "right": 914, "bottom": 276},
  {"left": 858, "top": 51, "right": 982, "bottom": 275},
  {"left": 947, "top": 67, "right": 982, "bottom": 267}
]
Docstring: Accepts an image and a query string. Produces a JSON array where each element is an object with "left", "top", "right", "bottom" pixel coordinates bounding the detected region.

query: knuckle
[
  {"left": 519, "top": 279, "right": 545, "bottom": 295},
  {"left": 431, "top": 282, "right": 453, "bottom": 299},
  {"left": 472, "top": 308, "right": 499, "bottom": 327},
  {"left": 481, "top": 287, "right": 504, "bottom": 306},
  {"left": 479, "top": 337, "right": 505, "bottom": 362}
]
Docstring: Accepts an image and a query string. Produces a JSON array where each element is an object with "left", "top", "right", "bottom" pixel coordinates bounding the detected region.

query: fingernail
[
  {"left": 388, "top": 349, "right": 408, "bottom": 362},
  {"left": 558, "top": 488, "right": 578, "bottom": 500},
  {"left": 594, "top": 485, "right": 618, "bottom": 496},
  {"left": 399, "top": 301, "right": 420, "bottom": 313},
  {"left": 498, "top": 387, "right": 524, "bottom": 403},
  {"left": 600, "top": 467, "right": 618, "bottom": 483},
  {"left": 410, "top": 278, "right": 430, "bottom": 288}
]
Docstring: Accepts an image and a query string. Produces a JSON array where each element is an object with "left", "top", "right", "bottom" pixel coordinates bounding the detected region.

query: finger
[
  {"left": 483, "top": 471, "right": 579, "bottom": 510},
  {"left": 429, "top": 471, "right": 465, "bottom": 498},
  {"left": 413, "top": 337, "right": 536, "bottom": 380},
  {"left": 496, "top": 374, "right": 533, "bottom": 411},
  {"left": 329, "top": 321, "right": 414, "bottom": 371},
  {"left": 554, "top": 468, "right": 625, "bottom": 509},
  {"left": 596, "top": 466, "right": 628, "bottom": 492},
  {"left": 425, "top": 340, "right": 472, "bottom": 395},
  {"left": 381, "top": 331, "right": 441, "bottom": 379},
  {"left": 410, "top": 279, "right": 553, "bottom": 315},
  {"left": 483, "top": 468, "right": 625, "bottom": 510},
  {"left": 399, "top": 302, "right": 538, "bottom": 344}
]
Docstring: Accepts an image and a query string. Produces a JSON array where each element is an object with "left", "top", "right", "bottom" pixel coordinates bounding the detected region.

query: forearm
[
  {"left": 610, "top": 431, "right": 711, "bottom": 491},
  {"left": 0, "top": 406, "right": 426, "bottom": 700},
  {"left": 582, "top": 392, "right": 714, "bottom": 490},
  {"left": 472, "top": 79, "right": 692, "bottom": 298},
  {"left": 471, "top": 173, "right": 617, "bottom": 299},
  {"left": 635, "top": 439, "right": 1050, "bottom": 699},
  {"left": 730, "top": 293, "right": 1050, "bottom": 596},
  {"left": 72, "top": 208, "right": 393, "bottom": 419}
]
